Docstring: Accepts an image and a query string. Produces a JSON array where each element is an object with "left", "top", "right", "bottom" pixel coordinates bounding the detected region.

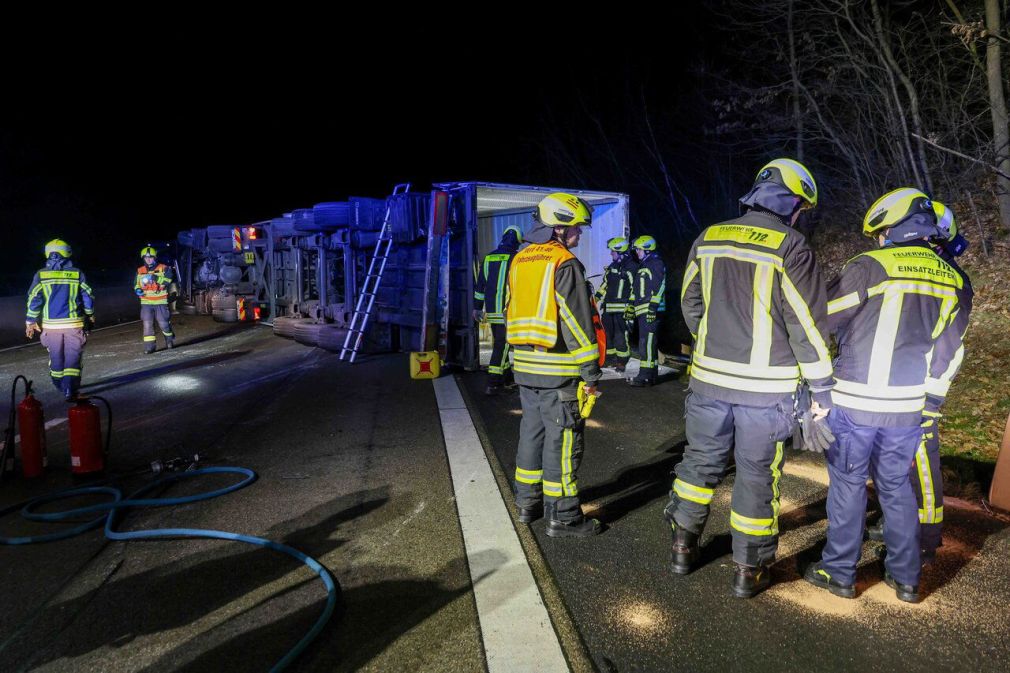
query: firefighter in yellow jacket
[
  {"left": 507, "top": 192, "right": 603, "bottom": 538},
  {"left": 135, "top": 246, "right": 175, "bottom": 353}
]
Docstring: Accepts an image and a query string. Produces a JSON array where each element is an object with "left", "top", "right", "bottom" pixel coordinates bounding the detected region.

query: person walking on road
[
  {"left": 135, "top": 246, "right": 175, "bottom": 354},
  {"left": 25, "top": 239, "right": 96, "bottom": 400}
]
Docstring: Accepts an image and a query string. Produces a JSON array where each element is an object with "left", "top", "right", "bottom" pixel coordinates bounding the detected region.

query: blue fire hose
[{"left": 0, "top": 466, "right": 339, "bottom": 672}]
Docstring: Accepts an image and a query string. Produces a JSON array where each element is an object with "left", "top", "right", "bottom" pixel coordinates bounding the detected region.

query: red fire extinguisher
[
  {"left": 18, "top": 390, "right": 47, "bottom": 478},
  {"left": 69, "top": 397, "right": 108, "bottom": 475}
]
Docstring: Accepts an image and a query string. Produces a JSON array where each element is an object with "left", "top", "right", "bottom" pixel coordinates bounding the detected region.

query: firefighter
[
  {"left": 667, "top": 158, "right": 833, "bottom": 598},
  {"left": 804, "top": 188, "right": 967, "bottom": 604},
  {"left": 25, "top": 239, "right": 96, "bottom": 401},
  {"left": 594, "top": 236, "right": 637, "bottom": 372},
  {"left": 507, "top": 192, "right": 603, "bottom": 538},
  {"left": 627, "top": 235, "right": 666, "bottom": 386},
  {"left": 864, "top": 201, "right": 973, "bottom": 564},
  {"left": 135, "top": 246, "right": 175, "bottom": 353},
  {"left": 474, "top": 225, "right": 523, "bottom": 395}
]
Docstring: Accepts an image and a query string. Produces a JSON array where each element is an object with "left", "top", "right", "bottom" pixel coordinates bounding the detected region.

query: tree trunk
[
  {"left": 788, "top": 0, "right": 804, "bottom": 162},
  {"left": 871, "top": 0, "right": 934, "bottom": 194},
  {"left": 985, "top": 0, "right": 1010, "bottom": 229}
]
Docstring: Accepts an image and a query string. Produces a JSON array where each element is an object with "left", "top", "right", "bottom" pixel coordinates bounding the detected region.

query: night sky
[{"left": 1, "top": 13, "right": 711, "bottom": 292}]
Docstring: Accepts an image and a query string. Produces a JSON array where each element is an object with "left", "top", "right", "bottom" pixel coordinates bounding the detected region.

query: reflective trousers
[
  {"left": 514, "top": 382, "right": 584, "bottom": 523},
  {"left": 911, "top": 423, "right": 943, "bottom": 556},
  {"left": 821, "top": 408, "right": 922, "bottom": 587},
  {"left": 666, "top": 391, "right": 793, "bottom": 567},
  {"left": 40, "top": 328, "right": 86, "bottom": 397},
  {"left": 487, "top": 323, "right": 512, "bottom": 385},
  {"left": 634, "top": 315, "right": 658, "bottom": 382},
  {"left": 141, "top": 304, "right": 174, "bottom": 351},
  {"left": 602, "top": 311, "right": 630, "bottom": 363}
]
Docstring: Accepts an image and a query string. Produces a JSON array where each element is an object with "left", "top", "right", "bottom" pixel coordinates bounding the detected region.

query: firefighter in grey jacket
[
  {"left": 666, "top": 158, "right": 834, "bottom": 598},
  {"left": 507, "top": 192, "right": 603, "bottom": 538},
  {"left": 594, "top": 236, "right": 637, "bottom": 372},
  {"left": 628, "top": 235, "right": 666, "bottom": 386},
  {"left": 804, "top": 190, "right": 968, "bottom": 604}
]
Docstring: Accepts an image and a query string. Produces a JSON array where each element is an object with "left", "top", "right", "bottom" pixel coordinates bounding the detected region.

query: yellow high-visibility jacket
[{"left": 506, "top": 239, "right": 602, "bottom": 387}]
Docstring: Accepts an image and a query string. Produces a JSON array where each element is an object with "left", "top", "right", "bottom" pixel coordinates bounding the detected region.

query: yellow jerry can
[{"left": 410, "top": 351, "right": 441, "bottom": 379}]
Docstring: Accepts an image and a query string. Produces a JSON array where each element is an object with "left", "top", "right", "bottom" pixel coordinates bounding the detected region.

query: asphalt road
[
  {"left": 461, "top": 370, "right": 1010, "bottom": 673},
  {"left": 0, "top": 317, "right": 482, "bottom": 672},
  {"left": 3, "top": 317, "right": 1008, "bottom": 673}
]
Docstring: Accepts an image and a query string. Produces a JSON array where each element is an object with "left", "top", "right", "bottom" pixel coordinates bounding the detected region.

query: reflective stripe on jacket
[
  {"left": 827, "top": 242, "right": 967, "bottom": 426},
  {"left": 633, "top": 253, "right": 666, "bottom": 315},
  {"left": 474, "top": 248, "right": 515, "bottom": 324},
  {"left": 507, "top": 239, "right": 602, "bottom": 387},
  {"left": 595, "top": 254, "right": 637, "bottom": 312},
  {"left": 26, "top": 262, "right": 95, "bottom": 329},
  {"left": 681, "top": 210, "right": 833, "bottom": 406},
  {"left": 135, "top": 263, "right": 173, "bottom": 305}
]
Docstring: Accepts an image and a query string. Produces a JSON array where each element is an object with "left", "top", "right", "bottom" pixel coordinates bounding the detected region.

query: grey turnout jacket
[{"left": 680, "top": 209, "right": 834, "bottom": 406}]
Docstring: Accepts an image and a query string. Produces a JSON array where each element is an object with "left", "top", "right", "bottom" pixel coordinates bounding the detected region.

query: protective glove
[
  {"left": 85, "top": 315, "right": 96, "bottom": 332},
  {"left": 646, "top": 304, "right": 658, "bottom": 324},
  {"left": 472, "top": 309, "right": 484, "bottom": 323},
  {"left": 135, "top": 288, "right": 145, "bottom": 296},
  {"left": 800, "top": 408, "right": 835, "bottom": 453},
  {"left": 623, "top": 305, "right": 636, "bottom": 321},
  {"left": 25, "top": 322, "right": 41, "bottom": 339}
]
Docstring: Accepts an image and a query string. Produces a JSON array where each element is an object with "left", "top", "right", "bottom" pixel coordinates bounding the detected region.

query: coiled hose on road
[{"left": 0, "top": 466, "right": 340, "bottom": 672}]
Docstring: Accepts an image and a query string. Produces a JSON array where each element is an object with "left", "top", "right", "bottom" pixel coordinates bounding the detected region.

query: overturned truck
[{"left": 176, "top": 182, "right": 629, "bottom": 369}]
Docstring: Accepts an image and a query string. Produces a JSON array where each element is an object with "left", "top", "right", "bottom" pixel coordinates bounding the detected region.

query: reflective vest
[
  {"left": 506, "top": 241, "right": 576, "bottom": 348},
  {"left": 135, "top": 263, "right": 172, "bottom": 305}
]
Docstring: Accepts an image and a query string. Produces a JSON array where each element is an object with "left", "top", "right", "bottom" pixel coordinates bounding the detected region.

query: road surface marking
[{"left": 433, "top": 376, "right": 569, "bottom": 673}]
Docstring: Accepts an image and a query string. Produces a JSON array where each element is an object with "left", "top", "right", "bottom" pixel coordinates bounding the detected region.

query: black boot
[
  {"left": 866, "top": 520, "right": 885, "bottom": 542},
  {"left": 731, "top": 563, "right": 770, "bottom": 599},
  {"left": 485, "top": 384, "right": 502, "bottom": 396},
  {"left": 144, "top": 346, "right": 156, "bottom": 355},
  {"left": 546, "top": 516, "right": 601, "bottom": 538},
  {"left": 669, "top": 525, "right": 699, "bottom": 575},
  {"left": 517, "top": 503, "right": 543, "bottom": 524},
  {"left": 884, "top": 571, "right": 919, "bottom": 603},
  {"left": 166, "top": 337, "right": 175, "bottom": 349},
  {"left": 803, "top": 562, "right": 856, "bottom": 598}
]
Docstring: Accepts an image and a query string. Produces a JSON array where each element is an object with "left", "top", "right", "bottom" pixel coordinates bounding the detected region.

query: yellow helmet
[
  {"left": 140, "top": 246, "right": 158, "bottom": 258},
  {"left": 502, "top": 225, "right": 524, "bottom": 243},
  {"left": 755, "top": 158, "right": 818, "bottom": 208},
  {"left": 932, "top": 201, "right": 957, "bottom": 241},
  {"left": 534, "top": 192, "right": 593, "bottom": 227},
  {"left": 862, "top": 188, "right": 934, "bottom": 237},
  {"left": 44, "top": 239, "right": 72, "bottom": 258},
  {"left": 607, "top": 236, "right": 630, "bottom": 252},
  {"left": 633, "top": 235, "right": 657, "bottom": 251}
]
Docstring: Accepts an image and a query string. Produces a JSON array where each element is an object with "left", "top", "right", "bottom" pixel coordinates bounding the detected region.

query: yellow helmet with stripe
[
  {"left": 931, "top": 201, "right": 957, "bottom": 241},
  {"left": 534, "top": 192, "right": 593, "bottom": 227},
  {"left": 862, "top": 188, "right": 934, "bottom": 238},
  {"left": 608, "top": 236, "right": 630, "bottom": 252},
  {"left": 502, "top": 225, "right": 524, "bottom": 243},
  {"left": 140, "top": 246, "right": 158, "bottom": 258},
  {"left": 44, "top": 239, "right": 72, "bottom": 258},
  {"left": 632, "top": 235, "right": 657, "bottom": 251},
  {"left": 755, "top": 158, "right": 818, "bottom": 208}
]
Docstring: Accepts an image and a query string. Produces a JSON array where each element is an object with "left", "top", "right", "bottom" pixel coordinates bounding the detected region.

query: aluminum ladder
[{"left": 340, "top": 183, "right": 410, "bottom": 362}]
